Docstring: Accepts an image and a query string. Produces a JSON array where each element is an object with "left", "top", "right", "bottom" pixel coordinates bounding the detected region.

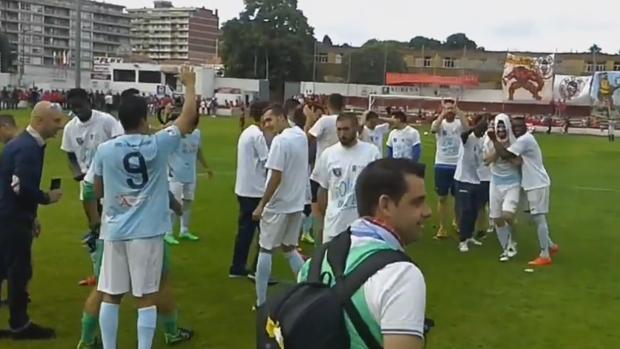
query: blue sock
[
  {"left": 137, "top": 306, "right": 157, "bottom": 349},
  {"left": 285, "top": 250, "right": 305, "bottom": 275},
  {"left": 255, "top": 252, "right": 272, "bottom": 306},
  {"left": 496, "top": 225, "right": 511, "bottom": 251},
  {"left": 302, "top": 216, "right": 312, "bottom": 235},
  {"left": 99, "top": 302, "right": 119, "bottom": 349}
]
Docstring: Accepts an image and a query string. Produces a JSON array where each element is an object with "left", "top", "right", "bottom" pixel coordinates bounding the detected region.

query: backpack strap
[
  {"left": 337, "top": 249, "right": 412, "bottom": 349},
  {"left": 308, "top": 241, "right": 329, "bottom": 283},
  {"left": 325, "top": 229, "right": 353, "bottom": 280}
]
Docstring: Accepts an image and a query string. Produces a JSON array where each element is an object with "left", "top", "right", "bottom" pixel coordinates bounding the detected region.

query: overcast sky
[{"left": 107, "top": 0, "right": 620, "bottom": 53}]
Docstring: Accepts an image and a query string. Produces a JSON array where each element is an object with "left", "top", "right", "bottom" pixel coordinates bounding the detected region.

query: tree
[
  {"left": 589, "top": 44, "right": 602, "bottom": 54},
  {"left": 408, "top": 36, "right": 441, "bottom": 50},
  {"left": 322, "top": 35, "right": 333, "bottom": 46},
  {"left": 350, "top": 41, "right": 407, "bottom": 85},
  {"left": 220, "top": 0, "right": 315, "bottom": 96},
  {"left": 444, "top": 33, "right": 477, "bottom": 50}
]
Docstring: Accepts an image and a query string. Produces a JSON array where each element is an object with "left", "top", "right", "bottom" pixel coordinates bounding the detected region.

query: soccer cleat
[
  {"left": 467, "top": 238, "right": 483, "bottom": 246},
  {"left": 164, "top": 235, "right": 180, "bottom": 245},
  {"left": 550, "top": 244, "right": 560, "bottom": 257},
  {"left": 528, "top": 256, "right": 552, "bottom": 266},
  {"left": 433, "top": 228, "right": 449, "bottom": 240},
  {"left": 164, "top": 327, "right": 193, "bottom": 346},
  {"left": 78, "top": 276, "right": 97, "bottom": 287},
  {"left": 458, "top": 242, "right": 469, "bottom": 253},
  {"left": 507, "top": 242, "right": 518, "bottom": 258},
  {"left": 179, "top": 232, "right": 199, "bottom": 241},
  {"left": 301, "top": 233, "right": 315, "bottom": 244},
  {"left": 499, "top": 252, "right": 510, "bottom": 263},
  {"left": 11, "top": 322, "right": 56, "bottom": 340},
  {"left": 77, "top": 338, "right": 102, "bottom": 349}
]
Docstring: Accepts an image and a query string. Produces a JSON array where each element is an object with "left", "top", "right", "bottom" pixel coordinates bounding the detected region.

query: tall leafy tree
[
  {"left": 220, "top": 0, "right": 315, "bottom": 96},
  {"left": 589, "top": 44, "right": 602, "bottom": 54},
  {"left": 350, "top": 41, "right": 407, "bottom": 85},
  {"left": 444, "top": 33, "right": 478, "bottom": 50},
  {"left": 408, "top": 36, "right": 442, "bottom": 50}
]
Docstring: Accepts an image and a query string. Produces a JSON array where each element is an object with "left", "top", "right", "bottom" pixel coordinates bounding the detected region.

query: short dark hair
[
  {"left": 284, "top": 98, "right": 301, "bottom": 117},
  {"left": 356, "top": 158, "right": 426, "bottom": 217},
  {"left": 118, "top": 95, "right": 148, "bottom": 130},
  {"left": 121, "top": 88, "right": 140, "bottom": 100},
  {"left": 336, "top": 112, "right": 358, "bottom": 126},
  {"left": 67, "top": 88, "right": 89, "bottom": 101},
  {"left": 0, "top": 114, "right": 16, "bottom": 128},
  {"left": 264, "top": 103, "right": 285, "bottom": 118},
  {"left": 393, "top": 110, "right": 407, "bottom": 123},
  {"left": 249, "top": 101, "right": 270, "bottom": 122},
  {"left": 366, "top": 111, "right": 379, "bottom": 120},
  {"left": 292, "top": 106, "right": 306, "bottom": 128},
  {"left": 327, "top": 93, "right": 344, "bottom": 112}
]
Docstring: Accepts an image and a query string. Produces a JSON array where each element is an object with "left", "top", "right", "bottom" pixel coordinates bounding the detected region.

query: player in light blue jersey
[
  {"left": 165, "top": 118, "right": 213, "bottom": 245},
  {"left": 92, "top": 65, "right": 198, "bottom": 349}
]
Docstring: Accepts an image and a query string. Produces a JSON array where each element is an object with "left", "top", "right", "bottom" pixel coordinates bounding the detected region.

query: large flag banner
[
  {"left": 553, "top": 75, "right": 592, "bottom": 105},
  {"left": 591, "top": 72, "right": 620, "bottom": 119},
  {"left": 502, "top": 53, "right": 554, "bottom": 102}
]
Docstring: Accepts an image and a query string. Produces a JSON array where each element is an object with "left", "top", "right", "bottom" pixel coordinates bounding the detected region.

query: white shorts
[
  {"left": 169, "top": 181, "right": 196, "bottom": 201},
  {"left": 526, "top": 187, "right": 550, "bottom": 215},
  {"left": 259, "top": 211, "right": 304, "bottom": 250},
  {"left": 489, "top": 183, "right": 520, "bottom": 219},
  {"left": 98, "top": 237, "right": 164, "bottom": 298}
]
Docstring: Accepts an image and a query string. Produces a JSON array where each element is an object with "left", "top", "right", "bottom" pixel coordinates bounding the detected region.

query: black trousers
[
  {"left": 229, "top": 196, "right": 261, "bottom": 274},
  {"left": 0, "top": 219, "right": 34, "bottom": 330},
  {"left": 455, "top": 181, "right": 480, "bottom": 242}
]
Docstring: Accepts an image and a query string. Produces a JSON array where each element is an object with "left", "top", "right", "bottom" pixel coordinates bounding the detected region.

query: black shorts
[{"left": 310, "top": 180, "right": 320, "bottom": 203}]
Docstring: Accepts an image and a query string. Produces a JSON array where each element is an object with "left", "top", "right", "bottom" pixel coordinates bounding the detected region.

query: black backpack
[{"left": 256, "top": 230, "right": 431, "bottom": 349}]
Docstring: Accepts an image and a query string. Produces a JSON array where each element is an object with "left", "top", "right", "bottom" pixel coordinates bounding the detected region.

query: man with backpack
[{"left": 259, "top": 158, "right": 432, "bottom": 349}]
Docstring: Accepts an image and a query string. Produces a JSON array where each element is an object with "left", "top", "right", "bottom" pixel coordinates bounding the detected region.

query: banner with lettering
[{"left": 502, "top": 53, "right": 555, "bottom": 103}]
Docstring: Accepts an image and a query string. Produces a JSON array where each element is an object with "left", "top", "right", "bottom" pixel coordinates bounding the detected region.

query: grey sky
[{"left": 108, "top": 0, "right": 620, "bottom": 53}]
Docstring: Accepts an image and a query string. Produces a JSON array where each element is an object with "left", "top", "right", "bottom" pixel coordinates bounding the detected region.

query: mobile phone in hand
[{"left": 50, "top": 178, "right": 62, "bottom": 190}]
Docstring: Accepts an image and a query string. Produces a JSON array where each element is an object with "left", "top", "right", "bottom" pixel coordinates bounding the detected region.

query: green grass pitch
[{"left": 1, "top": 109, "right": 619, "bottom": 348}]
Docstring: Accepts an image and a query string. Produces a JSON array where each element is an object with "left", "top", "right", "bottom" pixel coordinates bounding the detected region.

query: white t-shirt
[
  {"left": 264, "top": 127, "right": 309, "bottom": 213},
  {"left": 235, "top": 125, "right": 269, "bottom": 198},
  {"left": 434, "top": 119, "right": 464, "bottom": 166},
  {"left": 477, "top": 136, "right": 492, "bottom": 182},
  {"left": 311, "top": 141, "right": 381, "bottom": 240},
  {"left": 61, "top": 110, "right": 124, "bottom": 173},
  {"left": 309, "top": 114, "right": 339, "bottom": 159},
  {"left": 454, "top": 133, "right": 481, "bottom": 184},
  {"left": 386, "top": 126, "right": 421, "bottom": 160},
  {"left": 484, "top": 139, "right": 521, "bottom": 188},
  {"left": 360, "top": 123, "right": 390, "bottom": 155},
  {"left": 352, "top": 231, "right": 425, "bottom": 339},
  {"left": 508, "top": 133, "right": 551, "bottom": 191}
]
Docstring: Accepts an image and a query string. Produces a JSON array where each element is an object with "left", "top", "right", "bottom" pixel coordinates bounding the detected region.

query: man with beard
[
  {"left": 488, "top": 117, "right": 559, "bottom": 266},
  {"left": 484, "top": 114, "right": 520, "bottom": 262},
  {"left": 311, "top": 113, "right": 381, "bottom": 243}
]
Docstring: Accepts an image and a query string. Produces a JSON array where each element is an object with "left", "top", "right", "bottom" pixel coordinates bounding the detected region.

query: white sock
[
  {"left": 180, "top": 200, "right": 192, "bottom": 235},
  {"left": 137, "top": 306, "right": 157, "bottom": 349},
  {"left": 284, "top": 250, "right": 305, "bottom": 275},
  {"left": 496, "top": 225, "right": 511, "bottom": 251},
  {"left": 167, "top": 212, "right": 176, "bottom": 238},
  {"left": 99, "top": 302, "right": 120, "bottom": 349},
  {"left": 255, "top": 252, "right": 272, "bottom": 306},
  {"left": 532, "top": 214, "right": 551, "bottom": 258}
]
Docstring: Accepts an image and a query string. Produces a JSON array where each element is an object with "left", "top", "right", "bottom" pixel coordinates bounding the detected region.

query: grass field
[{"left": 1, "top": 109, "right": 620, "bottom": 349}]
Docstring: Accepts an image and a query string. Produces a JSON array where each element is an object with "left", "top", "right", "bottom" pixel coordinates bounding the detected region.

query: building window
[
  {"left": 138, "top": 71, "right": 161, "bottom": 83},
  {"left": 113, "top": 69, "right": 136, "bottom": 82},
  {"left": 587, "top": 63, "right": 609, "bottom": 72},
  {"left": 443, "top": 57, "right": 455, "bottom": 68},
  {"left": 423, "top": 56, "right": 432, "bottom": 67},
  {"left": 316, "top": 53, "right": 328, "bottom": 63},
  {"left": 614, "top": 62, "right": 620, "bottom": 71},
  {"left": 335, "top": 54, "right": 343, "bottom": 64}
]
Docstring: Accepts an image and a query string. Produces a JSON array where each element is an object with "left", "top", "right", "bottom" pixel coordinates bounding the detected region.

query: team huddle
[{"left": 50, "top": 62, "right": 558, "bottom": 348}]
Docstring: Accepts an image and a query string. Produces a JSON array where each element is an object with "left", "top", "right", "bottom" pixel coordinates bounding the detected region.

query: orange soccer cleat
[
  {"left": 528, "top": 256, "right": 553, "bottom": 267},
  {"left": 550, "top": 244, "right": 560, "bottom": 257}
]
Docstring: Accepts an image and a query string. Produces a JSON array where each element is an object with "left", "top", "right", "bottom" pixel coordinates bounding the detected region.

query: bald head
[{"left": 30, "top": 101, "right": 66, "bottom": 140}]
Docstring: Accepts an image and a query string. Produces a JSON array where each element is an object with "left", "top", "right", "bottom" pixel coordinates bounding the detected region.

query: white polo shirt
[
  {"left": 508, "top": 133, "right": 551, "bottom": 191},
  {"left": 309, "top": 114, "right": 339, "bottom": 159}
]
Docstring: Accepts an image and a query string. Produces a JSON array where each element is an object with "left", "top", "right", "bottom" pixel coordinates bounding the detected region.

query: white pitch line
[{"left": 572, "top": 186, "right": 620, "bottom": 193}]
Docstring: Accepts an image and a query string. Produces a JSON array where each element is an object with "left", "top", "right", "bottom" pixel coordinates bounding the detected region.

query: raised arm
[{"left": 173, "top": 65, "right": 198, "bottom": 135}]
